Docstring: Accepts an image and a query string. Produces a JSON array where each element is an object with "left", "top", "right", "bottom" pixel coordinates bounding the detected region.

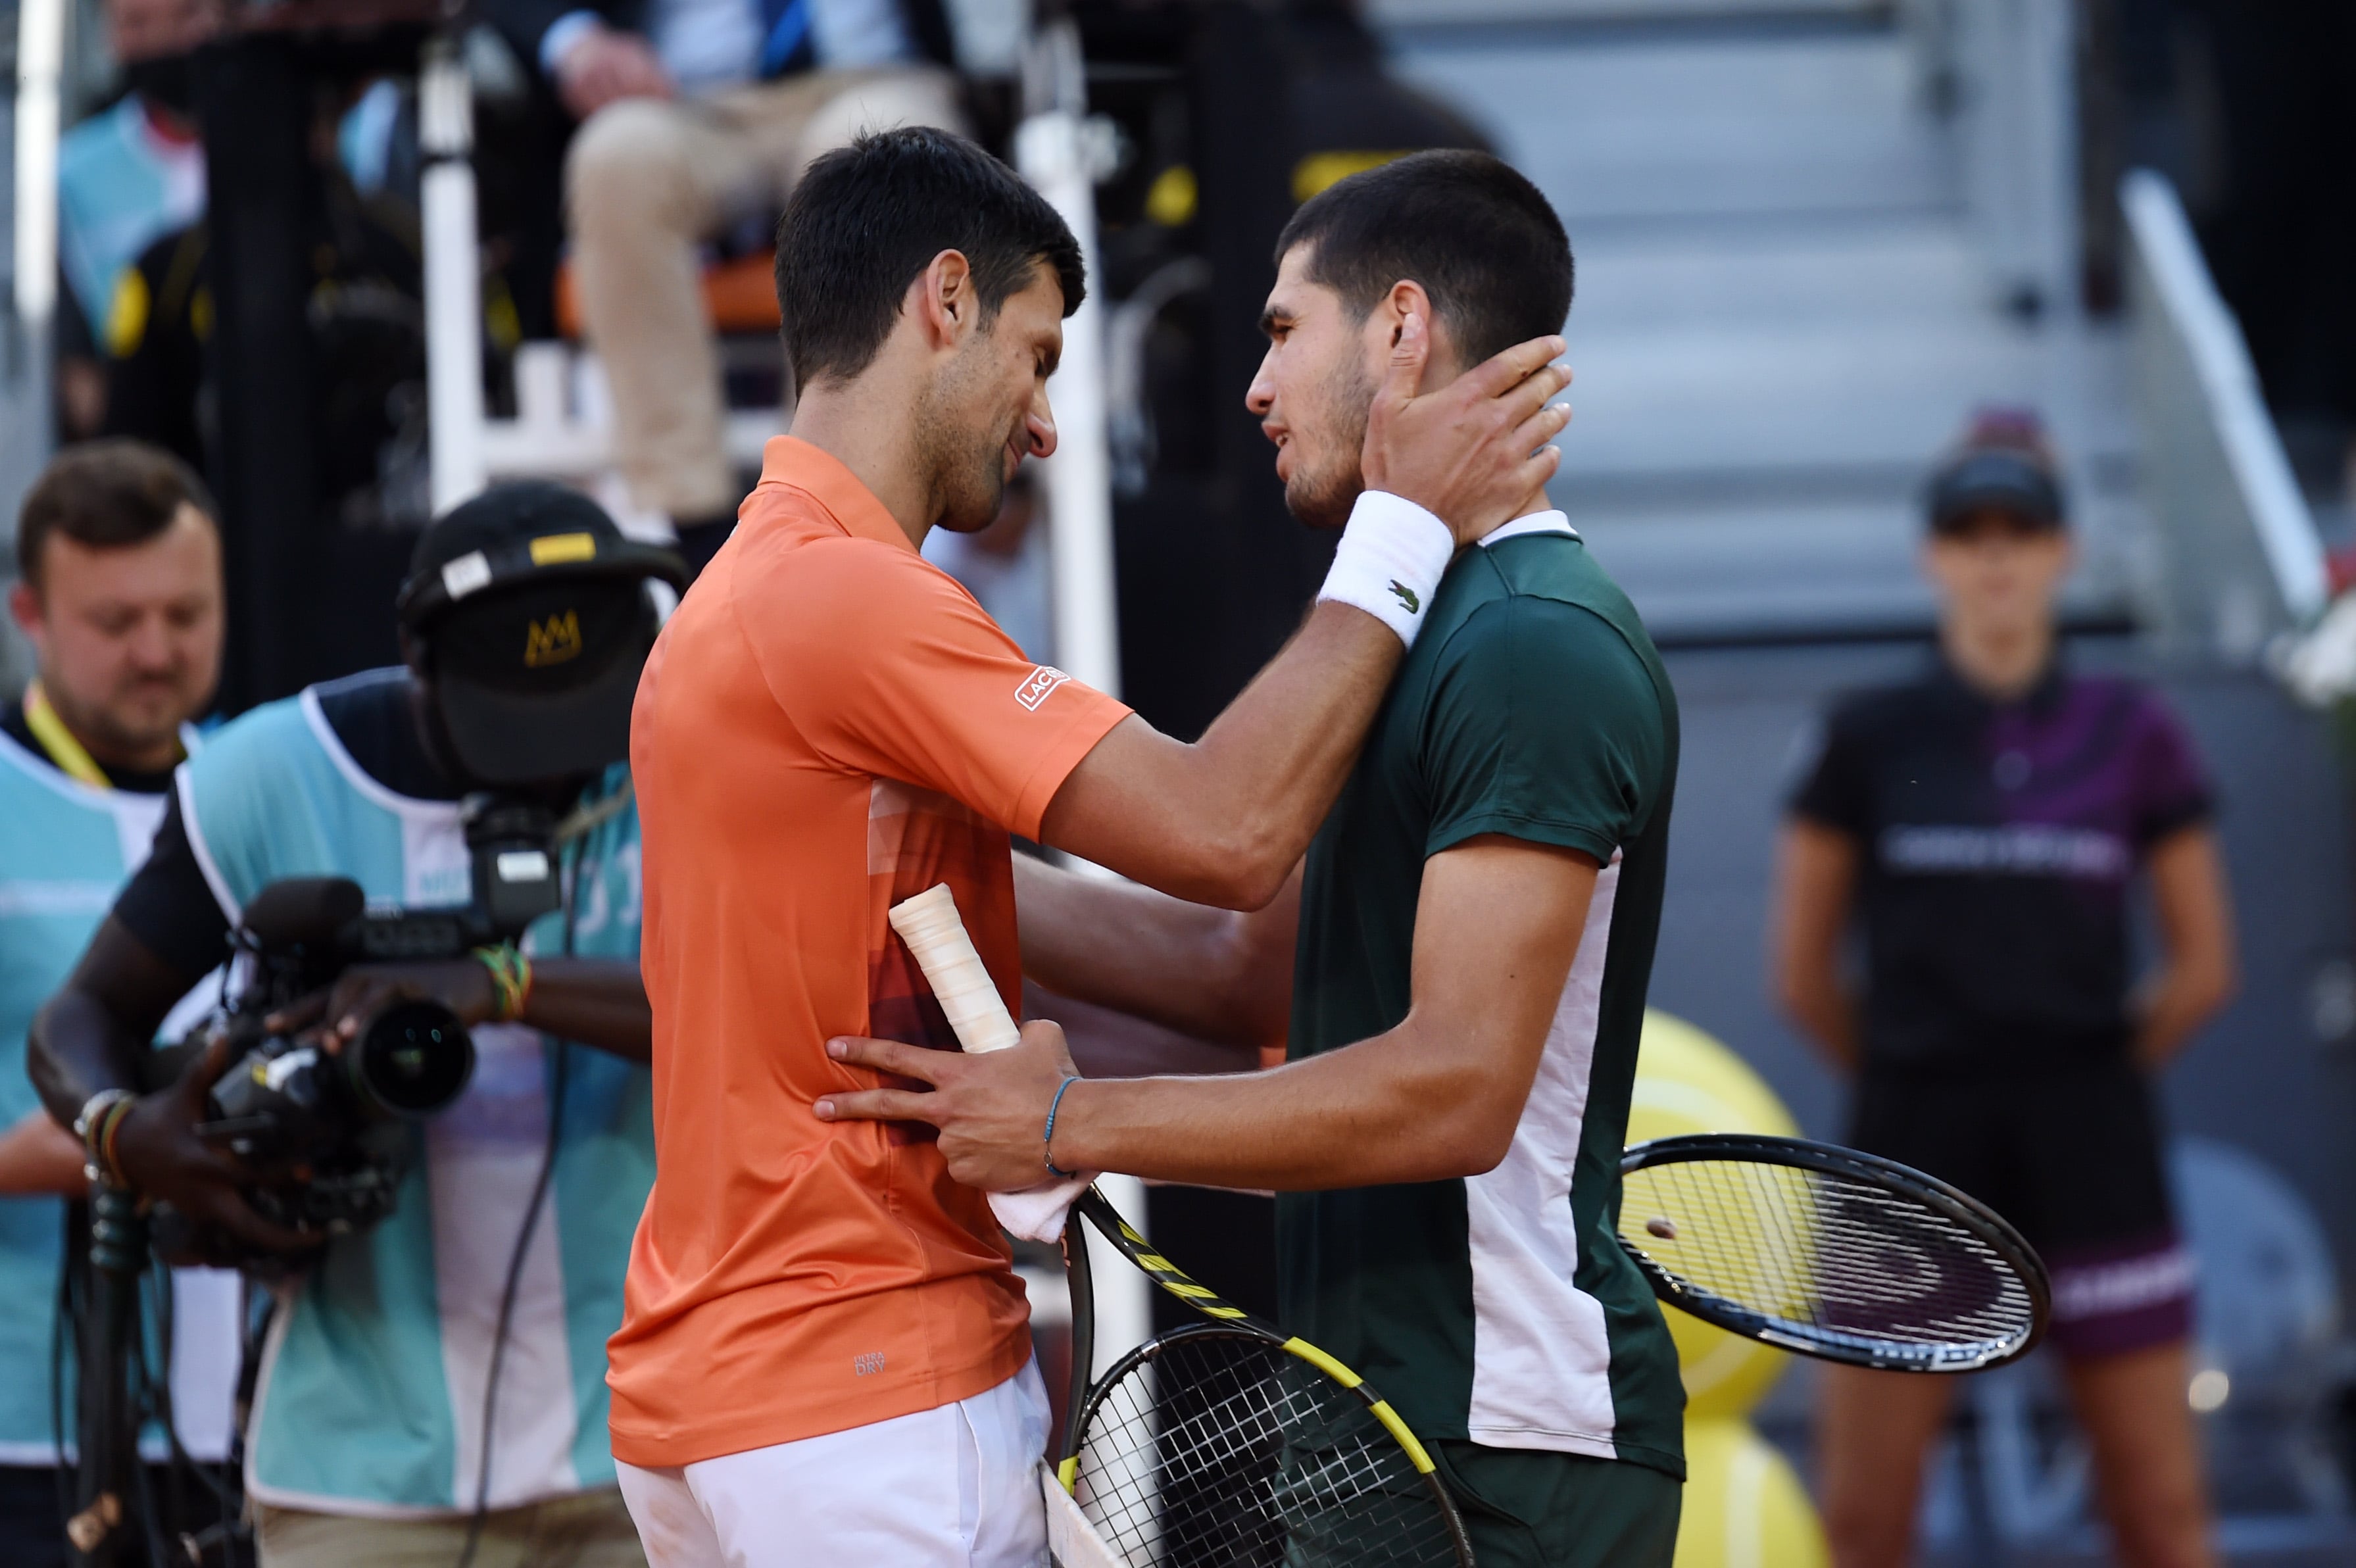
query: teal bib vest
[{"left": 179, "top": 675, "right": 651, "bottom": 1515}]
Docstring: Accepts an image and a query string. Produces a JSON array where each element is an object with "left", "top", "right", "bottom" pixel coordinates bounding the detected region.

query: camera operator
[
  {"left": 0, "top": 440, "right": 237, "bottom": 1567},
  {"left": 31, "top": 483, "right": 679, "bottom": 1567}
]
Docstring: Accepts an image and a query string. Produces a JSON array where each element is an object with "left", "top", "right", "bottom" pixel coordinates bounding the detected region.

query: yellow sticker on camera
[{"left": 529, "top": 532, "right": 597, "bottom": 565}]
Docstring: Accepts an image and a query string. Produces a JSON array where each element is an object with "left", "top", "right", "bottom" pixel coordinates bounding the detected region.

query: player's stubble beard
[
  {"left": 1282, "top": 344, "right": 1380, "bottom": 531},
  {"left": 918, "top": 330, "right": 1019, "bottom": 537}
]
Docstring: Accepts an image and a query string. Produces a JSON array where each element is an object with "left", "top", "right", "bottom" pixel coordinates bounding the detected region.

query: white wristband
[{"left": 1316, "top": 491, "right": 1455, "bottom": 648}]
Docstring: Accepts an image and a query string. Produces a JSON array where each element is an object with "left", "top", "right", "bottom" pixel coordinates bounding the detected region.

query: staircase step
[{"left": 1391, "top": 25, "right": 1951, "bottom": 222}]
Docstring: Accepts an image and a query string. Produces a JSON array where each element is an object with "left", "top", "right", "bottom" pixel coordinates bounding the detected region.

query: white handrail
[
  {"left": 1014, "top": 25, "right": 1121, "bottom": 704},
  {"left": 12, "top": 0, "right": 65, "bottom": 331},
  {"left": 1011, "top": 21, "right": 1152, "bottom": 1405},
  {"left": 421, "top": 34, "right": 487, "bottom": 514},
  {"left": 2121, "top": 169, "right": 2328, "bottom": 626}
]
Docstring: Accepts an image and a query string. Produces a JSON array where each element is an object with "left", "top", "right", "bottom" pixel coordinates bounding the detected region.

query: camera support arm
[{"left": 30, "top": 921, "right": 237, "bottom": 1565}]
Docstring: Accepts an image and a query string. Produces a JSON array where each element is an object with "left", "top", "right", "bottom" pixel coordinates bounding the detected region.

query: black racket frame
[
  {"left": 1616, "top": 1133, "right": 2053, "bottom": 1373},
  {"left": 1054, "top": 1186, "right": 1475, "bottom": 1567}
]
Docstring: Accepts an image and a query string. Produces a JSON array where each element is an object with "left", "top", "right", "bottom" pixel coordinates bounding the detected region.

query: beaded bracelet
[
  {"left": 1043, "top": 1077, "right": 1080, "bottom": 1179},
  {"left": 76, "top": 1087, "right": 135, "bottom": 1187},
  {"left": 99, "top": 1097, "right": 135, "bottom": 1187},
  {"left": 472, "top": 943, "right": 534, "bottom": 1022}
]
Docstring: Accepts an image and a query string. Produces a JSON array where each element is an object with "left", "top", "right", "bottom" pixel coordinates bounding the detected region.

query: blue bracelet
[{"left": 1043, "top": 1076, "right": 1080, "bottom": 1179}]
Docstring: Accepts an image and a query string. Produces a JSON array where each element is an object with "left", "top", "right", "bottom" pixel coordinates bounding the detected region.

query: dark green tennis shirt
[{"left": 1278, "top": 517, "right": 1686, "bottom": 1481}]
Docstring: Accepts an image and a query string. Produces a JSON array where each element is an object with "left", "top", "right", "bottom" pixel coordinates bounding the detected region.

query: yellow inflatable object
[
  {"left": 1673, "top": 1419, "right": 1830, "bottom": 1568},
  {"left": 1629, "top": 1010, "right": 1802, "bottom": 1422}
]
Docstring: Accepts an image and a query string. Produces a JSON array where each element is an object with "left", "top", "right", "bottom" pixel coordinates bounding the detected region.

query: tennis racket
[
  {"left": 1615, "top": 1133, "right": 2050, "bottom": 1373},
  {"left": 1052, "top": 1187, "right": 1473, "bottom": 1567},
  {"left": 886, "top": 885, "right": 1474, "bottom": 1568}
]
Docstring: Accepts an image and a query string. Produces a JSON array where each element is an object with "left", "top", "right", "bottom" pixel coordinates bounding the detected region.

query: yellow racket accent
[
  {"left": 1277, "top": 1336, "right": 1362, "bottom": 1389},
  {"left": 1367, "top": 1400, "right": 1440, "bottom": 1476},
  {"left": 1057, "top": 1455, "right": 1079, "bottom": 1493},
  {"left": 1277, "top": 1339, "right": 1439, "bottom": 1473},
  {"left": 1105, "top": 1222, "right": 1252, "bottom": 1320}
]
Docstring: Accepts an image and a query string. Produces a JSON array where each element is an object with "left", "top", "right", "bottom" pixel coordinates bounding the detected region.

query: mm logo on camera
[
  {"left": 525, "top": 610, "right": 583, "bottom": 667},
  {"left": 1015, "top": 665, "right": 1071, "bottom": 711}
]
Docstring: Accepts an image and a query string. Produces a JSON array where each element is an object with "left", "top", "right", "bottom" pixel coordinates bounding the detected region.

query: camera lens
[{"left": 352, "top": 1000, "right": 476, "bottom": 1118}]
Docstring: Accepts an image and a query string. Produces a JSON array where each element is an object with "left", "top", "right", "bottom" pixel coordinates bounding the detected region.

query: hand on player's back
[
  {"left": 815, "top": 1020, "right": 1080, "bottom": 1191},
  {"left": 1362, "top": 316, "right": 1571, "bottom": 549}
]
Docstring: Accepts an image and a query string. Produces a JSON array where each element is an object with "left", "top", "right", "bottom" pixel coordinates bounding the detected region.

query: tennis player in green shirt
[{"left": 818, "top": 150, "right": 1684, "bottom": 1567}]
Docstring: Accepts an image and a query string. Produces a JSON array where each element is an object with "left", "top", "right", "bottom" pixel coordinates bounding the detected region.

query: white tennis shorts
[{"left": 615, "top": 1358, "right": 1051, "bottom": 1567}]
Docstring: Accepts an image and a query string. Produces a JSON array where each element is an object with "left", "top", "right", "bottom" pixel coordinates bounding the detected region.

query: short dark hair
[
  {"left": 16, "top": 439, "right": 217, "bottom": 590},
  {"left": 1275, "top": 150, "right": 1572, "bottom": 368},
  {"left": 773, "top": 127, "right": 1087, "bottom": 388}
]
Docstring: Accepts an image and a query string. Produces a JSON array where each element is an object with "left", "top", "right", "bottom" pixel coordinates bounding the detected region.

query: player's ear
[
  {"left": 6, "top": 579, "right": 42, "bottom": 641},
  {"left": 916, "top": 249, "right": 978, "bottom": 347},
  {"left": 1373, "top": 280, "right": 1445, "bottom": 391}
]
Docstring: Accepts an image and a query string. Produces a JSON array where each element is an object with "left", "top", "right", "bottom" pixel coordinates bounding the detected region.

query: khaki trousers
[
  {"left": 564, "top": 70, "right": 967, "bottom": 519},
  {"left": 255, "top": 1488, "right": 647, "bottom": 1568}
]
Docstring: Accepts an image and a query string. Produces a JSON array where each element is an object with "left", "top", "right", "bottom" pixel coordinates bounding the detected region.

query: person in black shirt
[{"left": 1773, "top": 411, "right": 2236, "bottom": 1568}]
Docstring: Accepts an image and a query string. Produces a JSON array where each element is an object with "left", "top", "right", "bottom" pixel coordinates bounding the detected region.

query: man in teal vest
[
  {"left": 0, "top": 439, "right": 237, "bottom": 1566},
  {"left": 31, "top": 483, "right": 680, "bottom": 1567}
]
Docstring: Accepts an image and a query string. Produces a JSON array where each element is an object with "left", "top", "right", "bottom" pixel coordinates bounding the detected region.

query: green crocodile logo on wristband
[{"left": 1388, "top": 580, "right": 1421, "bottom": 615}]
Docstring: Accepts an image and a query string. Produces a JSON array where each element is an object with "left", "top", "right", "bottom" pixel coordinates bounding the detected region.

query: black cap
[
  {"left": 397, "top": 483, "right": 687, "bottom": 787},
  {"left": 1926, "top": 451, "right": 2066, "bottom": 534},
  {"left": 1925, "top": 409, "right": 2067, "bottom": 535}
]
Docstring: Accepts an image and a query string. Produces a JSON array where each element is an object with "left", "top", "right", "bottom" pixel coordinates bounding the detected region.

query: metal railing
[{"left": 2120, "top": 168, "right": 2328, "bottom": 660}]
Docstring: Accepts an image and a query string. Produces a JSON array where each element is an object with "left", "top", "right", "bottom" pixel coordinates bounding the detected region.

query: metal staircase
[{"left": 1377, "top": 1, "right": 2146, "bottom": 642}]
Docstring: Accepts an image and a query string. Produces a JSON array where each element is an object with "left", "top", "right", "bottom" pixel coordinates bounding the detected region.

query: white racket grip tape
[
  {"left": 1040, "top": 1461, "right": 1123, "bottom": 1567},
  {"left": 887, "top": 884, "right": 1092, "bottom": 1243},
  {"left": 888, "top": 883, "right": 1022, "bottom": 1052}
]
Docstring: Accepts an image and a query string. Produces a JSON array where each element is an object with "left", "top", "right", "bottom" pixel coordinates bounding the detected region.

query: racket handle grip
[{"left": 887, "top": 884, "right": 1022, "bottom": 1054}]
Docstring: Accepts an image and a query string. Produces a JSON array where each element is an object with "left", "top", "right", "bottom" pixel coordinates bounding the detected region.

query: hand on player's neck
[{"left": 1369, "top": 336, "right": 1552, "bottom": 526}]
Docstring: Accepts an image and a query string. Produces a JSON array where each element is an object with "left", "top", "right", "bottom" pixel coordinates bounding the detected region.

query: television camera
[{"left": 189, "top": 796, "right": 564, "bottom": 1240}]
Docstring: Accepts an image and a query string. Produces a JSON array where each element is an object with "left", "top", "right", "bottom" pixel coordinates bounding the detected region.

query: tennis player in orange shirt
[{"left": 612, "top": 126, "right": 1567, "bottom": 1567}]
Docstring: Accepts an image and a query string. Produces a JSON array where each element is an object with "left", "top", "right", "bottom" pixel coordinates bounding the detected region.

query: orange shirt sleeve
[{"left": 737, "top": 535, "right": 1132, "bottom": 838}]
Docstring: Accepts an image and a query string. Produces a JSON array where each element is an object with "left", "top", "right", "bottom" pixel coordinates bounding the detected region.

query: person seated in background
[
  {"left": 484, "top": 0, "right": 968, "bottom": 572},
  {"left": 53, "top": 0, "right": 220, "bottom": 439},
  {"left": 0, "top": 440, "right": 239, "bottom": 1567},
  {"left": 1771, "top": 409, "right": 2238, "bottom": 1568}
]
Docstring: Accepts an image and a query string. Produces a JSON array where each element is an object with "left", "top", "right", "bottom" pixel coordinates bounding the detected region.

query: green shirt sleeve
[{"left": 1421, "top": 595, "right": 1667, "bottom": 864}]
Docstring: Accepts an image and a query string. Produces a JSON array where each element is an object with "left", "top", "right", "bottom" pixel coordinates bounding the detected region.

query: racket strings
[
  {"left": 1075, "top": 1334, "right": 1463, "bottom": 1567},
  {"left": 1618, "top": 1158, "right": 2038, "bottom": 1361}
]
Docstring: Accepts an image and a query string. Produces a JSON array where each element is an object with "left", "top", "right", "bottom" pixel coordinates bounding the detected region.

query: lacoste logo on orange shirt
[{"left": 1015, "top": 666, "right": 1071, "bottom": 712}]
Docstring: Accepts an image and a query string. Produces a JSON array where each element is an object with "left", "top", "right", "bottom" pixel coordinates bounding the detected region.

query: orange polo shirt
[{"left": 608, "top": 437, "right": 1131, "bottom": 1466}]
